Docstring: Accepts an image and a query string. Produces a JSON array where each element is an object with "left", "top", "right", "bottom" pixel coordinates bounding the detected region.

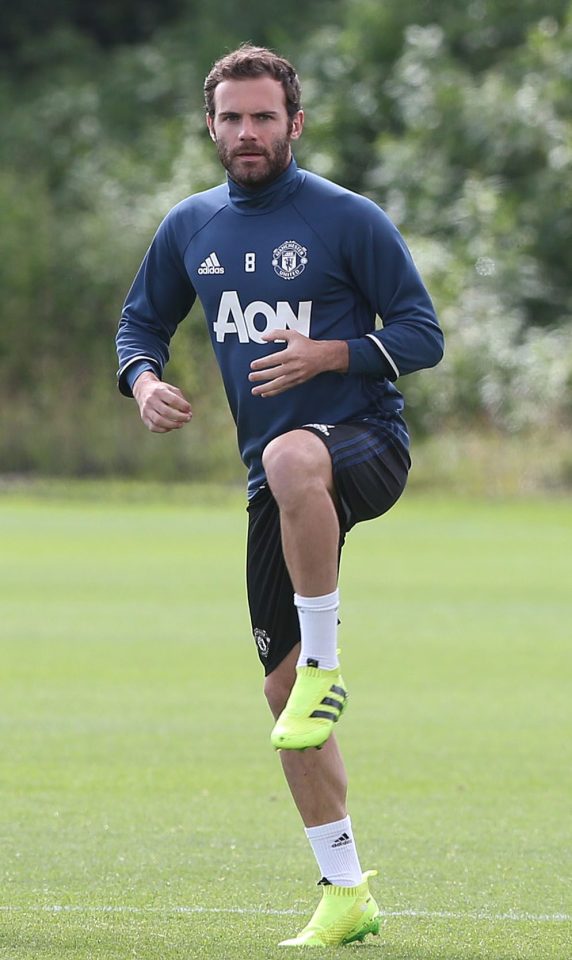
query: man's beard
[{"left": 215, "top": 136, "right": 291, "bottom": 189}]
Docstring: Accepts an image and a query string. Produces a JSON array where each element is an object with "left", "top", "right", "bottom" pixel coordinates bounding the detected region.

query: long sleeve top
[{"left": 116, "top": 158, "right": 444, "bottom": 495}]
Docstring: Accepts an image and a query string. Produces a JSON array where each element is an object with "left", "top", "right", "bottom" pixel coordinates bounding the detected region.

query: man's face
[{"left": 207, "top": 76, "right": 303, "bottom": 188}]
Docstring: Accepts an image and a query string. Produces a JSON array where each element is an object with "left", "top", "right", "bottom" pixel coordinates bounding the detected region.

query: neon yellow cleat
[
  {"left": 270, "top": 664, "right": 348, "bottom": 751},
  {"left": 279, "top": 871, "right": 381, "bottom": 947}
]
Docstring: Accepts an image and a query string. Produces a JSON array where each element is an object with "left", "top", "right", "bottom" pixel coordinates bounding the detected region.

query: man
[{"left": 116, "top": 44, "right": 443, "bottom": 947}]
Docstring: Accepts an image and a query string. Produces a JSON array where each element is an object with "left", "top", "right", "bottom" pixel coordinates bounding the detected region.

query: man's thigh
[{"left": 300, "top": 420, "right": 411, "bottom": 530}]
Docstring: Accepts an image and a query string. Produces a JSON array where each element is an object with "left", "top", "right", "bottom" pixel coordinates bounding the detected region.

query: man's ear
[
  {"left": 206, "top": 113, "right": 217, "bottom": 142},
  {"left": 290, "top": 110, "right": 304, "bottom": 142}
]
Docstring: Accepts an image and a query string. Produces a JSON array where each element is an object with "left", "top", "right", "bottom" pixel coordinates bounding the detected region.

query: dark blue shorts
[{"left": 246, "top": 421, "right": 410, "bottom": 674}]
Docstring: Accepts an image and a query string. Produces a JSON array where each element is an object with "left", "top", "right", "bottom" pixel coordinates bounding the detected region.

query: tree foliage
[{"left": 0, "top": 0, "right": 570, "bottom": 476}]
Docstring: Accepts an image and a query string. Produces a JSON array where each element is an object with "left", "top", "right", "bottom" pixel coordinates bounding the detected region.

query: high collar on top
[{"left": 226, "top": 157, "right": 303, "bottom": 215}]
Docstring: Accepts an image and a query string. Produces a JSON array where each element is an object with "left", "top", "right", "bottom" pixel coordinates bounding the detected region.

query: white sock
[
  {"left": 294, "top": 589, "right": 339, "bottom": 670},
  {"left": 305, "top": 815, "right": 363, "bottom": 887}
]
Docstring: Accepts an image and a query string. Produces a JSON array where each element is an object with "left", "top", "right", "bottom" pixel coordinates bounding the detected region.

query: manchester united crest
[
  {"left": 254, "top": 627, "right": 270, "bottom": 657},
  {"left": 272, "top": 240, "right": 308, "bottom": 280}
]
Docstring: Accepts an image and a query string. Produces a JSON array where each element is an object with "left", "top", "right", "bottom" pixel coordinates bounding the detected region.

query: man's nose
[{"left": 239, "top": 117, "right": 257, "bottom": 140}]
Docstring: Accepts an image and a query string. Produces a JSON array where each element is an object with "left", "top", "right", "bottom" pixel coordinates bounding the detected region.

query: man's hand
[
  {"left": 248, "top": 330, "right": 349, "bottom": 398},
  {"left": 132, "top": 372, "right": 192, "bottom": 433}
]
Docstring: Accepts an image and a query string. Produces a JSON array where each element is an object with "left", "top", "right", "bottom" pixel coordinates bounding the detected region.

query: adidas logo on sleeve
[{"left": 198, "top": 252, "right": 225, "bottom": 275}]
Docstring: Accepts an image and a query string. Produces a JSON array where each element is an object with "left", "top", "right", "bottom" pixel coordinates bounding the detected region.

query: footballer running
[{"left": 116, "top": 44, "right": 444, "bottom": 947}]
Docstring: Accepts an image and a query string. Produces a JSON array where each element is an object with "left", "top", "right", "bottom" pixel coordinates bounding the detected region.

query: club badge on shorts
[{"left": 254, "top": 627, "right": 271, "bottom": 657}]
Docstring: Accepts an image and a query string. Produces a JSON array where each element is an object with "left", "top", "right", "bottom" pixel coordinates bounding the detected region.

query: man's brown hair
[{"left": 204, "top": 44, "right": 302, "bottom": 119}]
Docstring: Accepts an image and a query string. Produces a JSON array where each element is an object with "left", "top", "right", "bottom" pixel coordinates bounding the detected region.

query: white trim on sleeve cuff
[
  {"left": 365, "top": 334, "right": 400, "bottom": 378},
  {"left": 117, "top": 355, "right": 160, "bottom": 379}
]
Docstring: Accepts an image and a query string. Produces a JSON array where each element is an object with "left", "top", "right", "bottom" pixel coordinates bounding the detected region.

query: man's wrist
[
  {"left": 322, "top": 340, "right": 349, "bottom": 374},
  {"left": 132, "top": 370, "right": 159, "bottom": 401}
]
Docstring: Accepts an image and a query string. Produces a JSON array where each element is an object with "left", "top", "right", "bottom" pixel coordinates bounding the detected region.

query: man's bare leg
[
  {"left": 261, "top": 429, "right": 350, "bottom": 823},
  {"left": 261, "top": 429, "right": 367, "bottom": 910},
  {"left": 264, "top": 645, "right": 347, "bottom": 827},
  {"left": 261, "top": 429, "right": 339, "bottom": 596}
]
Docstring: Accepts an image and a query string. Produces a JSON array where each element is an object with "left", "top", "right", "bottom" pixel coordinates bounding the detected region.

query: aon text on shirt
[{"left": 213, "top": 291, "right": 312, "bottom": 343}]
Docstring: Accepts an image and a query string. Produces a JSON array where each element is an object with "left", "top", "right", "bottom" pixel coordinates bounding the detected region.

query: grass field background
[{"left": 1, "top": 485, "right": 570, "bottom": 959}]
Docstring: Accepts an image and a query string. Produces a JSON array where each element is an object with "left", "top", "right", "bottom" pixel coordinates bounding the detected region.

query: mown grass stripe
[{"left": 0, "top": 905, "right": 570, "bottom": 922}]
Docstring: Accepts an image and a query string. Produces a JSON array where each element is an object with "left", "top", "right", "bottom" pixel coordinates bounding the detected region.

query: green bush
[{"left": 0, "top": 3, "right": 570, "bottom": 478}]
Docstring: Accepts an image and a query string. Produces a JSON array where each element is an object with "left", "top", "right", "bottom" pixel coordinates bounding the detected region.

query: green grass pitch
[{"left": 1, "top": 487, "right": 570, "bottom": 959}]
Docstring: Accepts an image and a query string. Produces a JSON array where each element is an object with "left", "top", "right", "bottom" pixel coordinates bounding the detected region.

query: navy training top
[{"left": 116, "top": 159, "right": 444, "bottom": 496}]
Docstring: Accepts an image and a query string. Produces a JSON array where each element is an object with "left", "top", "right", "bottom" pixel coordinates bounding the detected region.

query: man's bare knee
[
  {"left": 262, "top": 431, "right": 333, "bottom": 506},
  {"left": 262, "top": 432, "right": 310, "bottom": 483}
]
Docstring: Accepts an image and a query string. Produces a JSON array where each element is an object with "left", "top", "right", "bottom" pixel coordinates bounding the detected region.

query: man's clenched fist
[{"left": 133, "top": 372, "right": 192, "bottom": 433}]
